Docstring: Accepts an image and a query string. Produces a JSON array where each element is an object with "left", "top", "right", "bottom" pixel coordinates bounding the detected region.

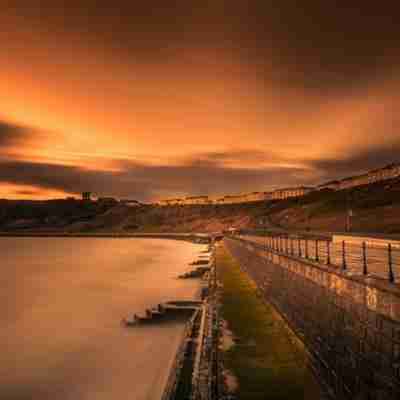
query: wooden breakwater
[{"left": 160, "top": 243, "right": 220, "bottom": 400}]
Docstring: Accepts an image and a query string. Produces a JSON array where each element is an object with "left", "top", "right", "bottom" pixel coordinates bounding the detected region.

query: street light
[
  {"left": 259, "top": 217, "right": 268, "bottom": 253},
  {"left": 345, "top": 192, "right": 354, "bottom": 232}
]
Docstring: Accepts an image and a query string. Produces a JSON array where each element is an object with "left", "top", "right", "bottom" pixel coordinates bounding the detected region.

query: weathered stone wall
[{"left": 224, "top": 237, "right": 400, "bottom": 400}]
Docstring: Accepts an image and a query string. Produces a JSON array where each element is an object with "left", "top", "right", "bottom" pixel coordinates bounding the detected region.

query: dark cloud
[
  {"left": 1, "top": 141, "right": 399, "bottom": 200},
  {"left": 0, "top": 121, "right": 28, "bottom": 148},
  {"left": 309, "top": 143, "right": 400, "bottom": 183},
  {"left": 196, "top": 150, "right": 281, "bottom": 164},
  {"left": 246, "top": 2, "right": 400, "bottom": 90},
  {"left": 0, "top": 155, "right": 312, "bottom": 201},
  {"left": 6, "top": 1, "right": 400, "bottom": 91}
]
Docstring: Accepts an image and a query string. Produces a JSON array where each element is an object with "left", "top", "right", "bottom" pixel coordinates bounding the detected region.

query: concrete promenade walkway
[{"left": 216, "top": 244, "right": 322, "bottom": 399}]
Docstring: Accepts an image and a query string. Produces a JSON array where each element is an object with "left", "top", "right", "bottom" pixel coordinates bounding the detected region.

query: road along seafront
[{"left": 215, "top": 242, "right": 324, "bottom": 400}]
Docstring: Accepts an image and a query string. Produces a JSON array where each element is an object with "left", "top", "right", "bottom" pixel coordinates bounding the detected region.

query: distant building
[
  {"left": 183, "top": 196, "right": 211, "bottom": 205},
  {"left": 213, "top": 192, "right": 272, "bottom": 204},
  {"left": 243, "top": 192, "right": 273, "bottom": 202},
  {"left": 82, "top": 192, "right": 92, "bottom": 201},
  {"left": 317, "top": 162, "right": 400, "bottom": 192},
  {"left": 270, "top": 186, "right": 313, "bottom": 200},
  {"left": 154, "top": 162, "right": 400, "bottom": 208},
  {"left": 216, "top": 194, "right": 243, "bottom": 204},
  {"left": 367, "top": 163, "right": 400, "bottom": 183},
  {"left": 157, "top": 191, "right": 274, "bottom": 206},
  {"left": 157, "top": 198, "right": 184, "bottom": 206}
]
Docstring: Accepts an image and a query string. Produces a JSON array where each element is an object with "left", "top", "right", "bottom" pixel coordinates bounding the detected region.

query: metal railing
[{"left": 237, "top": 234, "right": 399, "bottom": 283}]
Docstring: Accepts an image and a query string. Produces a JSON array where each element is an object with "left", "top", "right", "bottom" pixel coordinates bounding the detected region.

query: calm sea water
[{"left": 1, "top": 238, "right": 205, "bottom": 400}]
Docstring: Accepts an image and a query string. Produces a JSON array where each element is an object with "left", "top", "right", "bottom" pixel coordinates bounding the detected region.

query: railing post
[
  {"left": 342, "top": 240, "right": 347, "bottom": 270},
  {"left": 305, "top": 238, "right": 309, "bottom": 259},
  {"left": 298, "top": 238, "right": 302, "bottom": 257},
  {"left": 290, "top": 238, "right": 294, "bottom": 255},
  {"left": 362, "top": 242, "right": 367, "bottom": 275},
  {"left": 327, "top": 241, "right": 331, "bottom": 265},
  {"left": 315, "top": 239, "right": 319, "bottom": 262},
  {"left": 388, "top": 244, "right": 395, "bottom": 283}
]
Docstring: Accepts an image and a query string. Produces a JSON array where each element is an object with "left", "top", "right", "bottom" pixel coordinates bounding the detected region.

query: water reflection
[{"left": 1, "top": 238, "right": 204, "bottom": 400}]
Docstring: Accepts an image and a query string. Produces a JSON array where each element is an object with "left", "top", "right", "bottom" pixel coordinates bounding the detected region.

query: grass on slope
[{"left": 217, "top": 245, "right": 321, "bottom": 400}]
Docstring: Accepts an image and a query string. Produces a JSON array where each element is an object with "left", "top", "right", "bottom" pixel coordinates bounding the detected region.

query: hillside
[
  {"left": 0, "top": 199, "right": 115, "bottom": 232},
  {"left": 1, "top": 175, "right": 400, "bottom": 235},
  {"left": 266, "top": 175, "right": 400, "bottom": 234}
]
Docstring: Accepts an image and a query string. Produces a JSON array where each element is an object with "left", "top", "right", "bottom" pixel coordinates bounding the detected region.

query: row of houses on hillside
[
  {"left": 215, "top": 192, "right": 270, "bottom": 204},
  {"left": 270, "top": 186, "right": 313, "bottom": 200},
  {"left": 156, "top": 162, "right": 400, "bottom": 207},
  {"left": 157, "top": 196, "right": 214, "bottom": 206},
  {"left": 317, "top": 163, "right": 400, "bottom": 191},
  {"left": 156, "top": 187, "right": 313, "bottom": 206},
  {"left": 79, "top": 192, "right": 141, "bottom": 206}
]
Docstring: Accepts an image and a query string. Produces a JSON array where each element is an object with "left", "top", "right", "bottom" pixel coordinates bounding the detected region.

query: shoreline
[{"left": 0, "top": 232, "right": 211, "bottom": 241}]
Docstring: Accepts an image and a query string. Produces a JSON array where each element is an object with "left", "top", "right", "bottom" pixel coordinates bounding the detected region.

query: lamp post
[
  {"left": 346, "top": 208, "right": 353, "bottom": 232},
  {"left": 345, "top": 192, "right": 353, "bottom": 232},
  {"left": 259, "top": 217, "right": 267, "bottom": 253}
]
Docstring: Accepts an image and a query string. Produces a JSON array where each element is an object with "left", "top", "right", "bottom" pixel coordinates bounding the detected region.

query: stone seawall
[{"left": 224, "top": 237, "right": 400, "bottom": 400}]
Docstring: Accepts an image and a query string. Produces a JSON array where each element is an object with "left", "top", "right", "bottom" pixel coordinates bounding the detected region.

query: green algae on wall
[{"left": 217, "top": 244, "right": 322, "bottom": 400}]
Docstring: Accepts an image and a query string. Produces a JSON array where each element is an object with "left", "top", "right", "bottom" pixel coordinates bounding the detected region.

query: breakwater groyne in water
[
  {"left": 160, "top": 245, "right": 221, "bottom": 400},
  {"left": 224, "top": 236, "right": 400, "bottom": 400},
  {"left": 120, "top": 241, "right": 220, "bottom": 400}
]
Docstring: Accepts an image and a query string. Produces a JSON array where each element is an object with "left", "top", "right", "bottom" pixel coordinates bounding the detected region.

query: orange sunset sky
[{"left": 1, "top": 1, "right": 399, "bottom": 201}]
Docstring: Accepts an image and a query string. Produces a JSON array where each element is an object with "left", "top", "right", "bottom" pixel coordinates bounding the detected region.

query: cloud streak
[
  {"left": 0, "top": 155, "right": 313, "bottom": 201},
  {"left": 2, "top": 141, "right": 398, "bottom": 201}
]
